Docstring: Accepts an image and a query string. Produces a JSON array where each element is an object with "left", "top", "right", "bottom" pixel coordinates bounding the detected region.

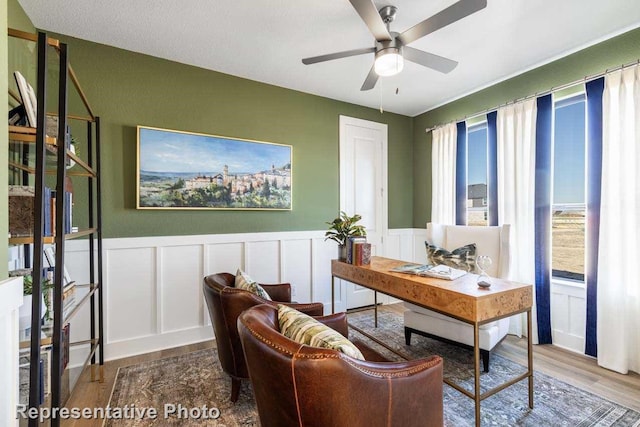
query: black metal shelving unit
[{"left": 8, "top": 29, "right": 104, "bottom": 427}]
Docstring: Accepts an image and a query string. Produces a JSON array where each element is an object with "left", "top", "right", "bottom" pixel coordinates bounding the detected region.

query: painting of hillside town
[{"left": 137, "top": 126, "right": 292, "bottom": 210}]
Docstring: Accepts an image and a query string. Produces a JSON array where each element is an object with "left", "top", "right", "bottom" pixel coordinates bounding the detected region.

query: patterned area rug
[{"left": 106, "top": 309, "right": 640, "bottom": 426}]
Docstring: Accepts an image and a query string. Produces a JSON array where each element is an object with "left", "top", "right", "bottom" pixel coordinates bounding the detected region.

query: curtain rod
[{"left": 425, "top": 58, "right": 640, "bottom": 133}]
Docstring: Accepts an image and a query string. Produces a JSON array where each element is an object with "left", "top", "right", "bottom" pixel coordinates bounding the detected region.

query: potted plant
[
  {"left": 325, "top": 211, "right": 366, "bottom": 260},
  {"left": 19, "top": 274, "right": 53, "bottom": 332}
]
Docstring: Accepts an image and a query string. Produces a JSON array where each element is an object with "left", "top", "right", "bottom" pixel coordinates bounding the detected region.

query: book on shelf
[
  {"left": 353, "top": 242, "right": 371, "bottom": 266},
  {"left": 346, "top": 236, "right": 367, "bottom": 264},
  {"left": 8, "top": 104, "right": 27, "bottom": 126},
  {"left": 62, "top": 323, "right": 70, "bottom": 370},
  {"left": 389, "top": 263, "right": 468, "bottom": 281}
]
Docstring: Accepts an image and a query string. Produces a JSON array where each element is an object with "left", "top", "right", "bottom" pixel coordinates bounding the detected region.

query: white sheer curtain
[
  {"left": 431, "top": 123, "right": 457, "bottom": 225},
  {"left": 496, "top": 99, "right": 539, "bottom": 341},
  {"left": 598, "top": 65, "right": 640, "bottom": 374}
]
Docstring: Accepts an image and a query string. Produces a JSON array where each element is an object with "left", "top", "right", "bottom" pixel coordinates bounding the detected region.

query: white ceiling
[{"left": 18, "top": 0, "right": 640, "bottom": 117}]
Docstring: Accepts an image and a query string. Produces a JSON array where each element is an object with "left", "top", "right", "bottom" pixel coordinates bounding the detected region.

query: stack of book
[{"left": 345, "top": 236, "right": 371, "bottom": 266}]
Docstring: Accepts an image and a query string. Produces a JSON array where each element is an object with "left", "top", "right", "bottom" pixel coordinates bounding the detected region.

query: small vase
[{"left": 338, "top": 244, "right": 347, "bottom": 261}]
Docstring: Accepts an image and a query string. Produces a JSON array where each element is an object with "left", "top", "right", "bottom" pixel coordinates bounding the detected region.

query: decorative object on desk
[
  {"left": 390, "top": 263, "right": 467, "bottom": 280},
  {"left": 426, "top": 241, "right": 476, "bottom": 272},
  {"left": 353, "top": 242, "right": 372, "bottom": 266},
  {"left": 346, "top": 235, "right": 367, "bottom": 264},
  {"left": 14, "top": 71, "right": 37, "bottom": 127},
  {"left": 324, "top": 211, "right": 366, "bottom": 261},
  {"left": 137, "top": 126, "right": 292, "bottom": 210},
  {"left": 476, "top": 255, "right": 492, "bottom": 288}
]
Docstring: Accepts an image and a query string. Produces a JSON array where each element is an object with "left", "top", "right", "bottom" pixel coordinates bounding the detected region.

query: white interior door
[{"left": 339, "top": 116, "right": 388, "bottom": 309}]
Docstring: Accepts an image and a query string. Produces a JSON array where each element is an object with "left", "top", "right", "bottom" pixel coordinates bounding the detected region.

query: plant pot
[{"left": 338, "top": 244, "right": 347, "bottom": 261}]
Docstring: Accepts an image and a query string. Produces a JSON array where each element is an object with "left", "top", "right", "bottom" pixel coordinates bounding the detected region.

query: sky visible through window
[
  {"left": 552, "top": 95, "right": 586, "bottom": 280},
  {"left": 553, "top": 97, "right": 586, "bottom": 205},
  {"left": 467, "top": 124, "right": 488, "bottom": 226}
]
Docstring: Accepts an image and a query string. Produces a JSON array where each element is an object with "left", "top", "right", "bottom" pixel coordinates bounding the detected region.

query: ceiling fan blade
[
  {"left": 302, "top": 47, "right": 375, "bottom": 65},
  {"left": 348, "top": 0, "right": 392, "bottom": 41},
  {"left": 403, "top": 47, "right": 458, "bottom": 74},
  {"left": 361, "top": 65, "right": 379, "bottom": 91},
  {"left": 398, "top": 0, "right": 487, "bottom": 46}
]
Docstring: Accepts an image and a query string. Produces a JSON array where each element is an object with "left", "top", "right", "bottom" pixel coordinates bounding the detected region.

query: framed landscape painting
[{"left": 137, "top": 126, "right": 292, "bottom": 210}]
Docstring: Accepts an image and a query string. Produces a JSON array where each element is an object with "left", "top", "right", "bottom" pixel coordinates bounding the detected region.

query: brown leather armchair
[
  {"left": 203, "top": 273, "right": 324, "bottom": 402},
  {"left": 238, "top": 304, "right": 444, "bottom": 427}
]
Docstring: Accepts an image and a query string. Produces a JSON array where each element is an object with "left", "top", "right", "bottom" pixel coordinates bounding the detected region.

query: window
[
  {"left": 552, "top": 94, "right": 586, "bottom": 281},
  {"left": 467, "top": 123, "right": 488, "bottom": 226}
]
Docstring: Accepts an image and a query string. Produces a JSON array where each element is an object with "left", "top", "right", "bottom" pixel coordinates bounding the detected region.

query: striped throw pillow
[
  {"left": 235, "top": 269, "right": 272, "bottom": 301},
  {"left": 426, "top": 241, "right": 476, "bottom": 272},
  {"left": 277, "top": 304, "right": 364, "bottom": 360}
]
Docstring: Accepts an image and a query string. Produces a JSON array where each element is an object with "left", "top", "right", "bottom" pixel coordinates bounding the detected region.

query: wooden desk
[{"left": 331, "top": 256, "right": 534, "bottom": 427}]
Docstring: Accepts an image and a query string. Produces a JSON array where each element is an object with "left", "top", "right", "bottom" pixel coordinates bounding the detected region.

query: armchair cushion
[
  {"left": 426, "top": 242, "right": 476, "bottom": 272},
  {"left": 278, "top": 304, "right": 364, "bottom": 360},
  {"left": 235, "top": 269, "right": 272, "bottom": 300}
]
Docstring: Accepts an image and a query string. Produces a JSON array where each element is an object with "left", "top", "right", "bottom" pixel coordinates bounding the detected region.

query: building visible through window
[{"left": 467, "top": 123, "right": 488, "bottom": 226}]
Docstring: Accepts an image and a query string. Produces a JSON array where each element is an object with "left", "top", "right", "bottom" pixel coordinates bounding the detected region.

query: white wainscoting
[
  {"left": 54, "top": 227, "right": 591, "bottom": 365},
  {"left": 0, "top": 276, "right": 23, "bottom": 427},
  {"left": 63, "top": 229, "right": 426, "bottom": 363},
  {"left": 551, "top": 279, "right": 586, "bottom": 353}
]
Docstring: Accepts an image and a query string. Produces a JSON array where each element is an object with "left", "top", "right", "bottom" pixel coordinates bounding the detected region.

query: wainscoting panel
[
  {"left": 63, "top": 229, "right": 422, "bottom": 361},
  {"left": 282, "top": 239, "right": 312, "bottom": 302},
  {"left": 311, "top": 238, "right": 340, "bottom": 312},
  {"left": 105, "top": 247, "right": 157, "bottom": 343},
  {"left": 245, "top": 240, "right": 280, "bottom": 283},
  {"left": 551, "top": 280, "right": 586, "bottom": 353},
  {"left": 206, "top": 242, "right": 244, "bottom": 275},
  {"left": 160, "top": 245, "right": 203, "bottom": 334}
]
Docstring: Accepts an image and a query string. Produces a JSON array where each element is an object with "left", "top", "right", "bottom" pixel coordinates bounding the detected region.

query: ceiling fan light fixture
[{"left": 374, "top": 47, "right": 404, "bottom": 77}]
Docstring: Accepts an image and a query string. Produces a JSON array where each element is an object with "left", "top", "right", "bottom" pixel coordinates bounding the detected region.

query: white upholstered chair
[{"left": 404, "top": 223, "right": 512, "bottom": 372}]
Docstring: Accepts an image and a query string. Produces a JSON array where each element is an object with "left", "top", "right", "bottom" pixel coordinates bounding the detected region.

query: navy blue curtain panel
[
  {"left": 535, "top": 94, "right": 553, "bottom": 344},
  {"left": 585, "top": 77, "right": 604, "bottom": 357},
  {"left": 487, "top": 111, "right": 498, "bottom": 226},
  {"left": 455, "top": 121, "right": 467, "bottom": 225}
]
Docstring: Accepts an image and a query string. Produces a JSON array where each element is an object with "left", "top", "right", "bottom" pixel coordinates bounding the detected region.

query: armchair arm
[
  {"left": 315, "top": 312, "right": 349, "bottom": 336},
  {"left": 278, "top": 301, "right": 324, "bottom": 317},
  {"left": 261, "top": 283, "right": 292, "bottom": 302}
]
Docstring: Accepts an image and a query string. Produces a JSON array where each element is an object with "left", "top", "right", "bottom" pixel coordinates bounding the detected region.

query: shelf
[
  {"left": 10, "top": 30, "right": 104, "bottom": 424},
  {"left": 9, "top": 236, "right": 55, "bottom": 245},
  {"left": 9, "top": 125, "right": 57, "bottom": 146},
  {"left": 65, "top": 228, "right": 97, "bottom": 240}
]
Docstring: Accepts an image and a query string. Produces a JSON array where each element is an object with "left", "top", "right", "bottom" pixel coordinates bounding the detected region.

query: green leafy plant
[
  {"left": 23, "top": 275, "right": 55, "bottom": 320},
  {"left": 324, "top": 211, "right": 367, "bottom": 245}
]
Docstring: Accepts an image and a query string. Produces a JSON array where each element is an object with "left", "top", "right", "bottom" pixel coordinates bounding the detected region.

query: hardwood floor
[{"left": 59, "top": 304, "right": 640, "bottom": 426}]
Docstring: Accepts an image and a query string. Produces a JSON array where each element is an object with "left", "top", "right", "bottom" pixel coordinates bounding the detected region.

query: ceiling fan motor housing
[{"left": 374, "top": 37, "right": 404, "bottom": 76}]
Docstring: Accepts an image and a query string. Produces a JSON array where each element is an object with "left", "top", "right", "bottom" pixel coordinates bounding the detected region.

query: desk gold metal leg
[
  {"left": 331, "top": 276, "right": 335, "bottom": 314},
  {"left": 474, "top": 322, "right": 481, "bottom": 427},
  {"left": 527, "top": 309, "right": 534, "bottom": 409},
  {"left": 374, "top": 291, "right": 378, "bottom": 328}
]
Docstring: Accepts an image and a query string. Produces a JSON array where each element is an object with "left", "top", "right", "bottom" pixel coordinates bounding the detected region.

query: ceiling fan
[{"left": 302, "top": 0, "right": 487, "bottom": 91}]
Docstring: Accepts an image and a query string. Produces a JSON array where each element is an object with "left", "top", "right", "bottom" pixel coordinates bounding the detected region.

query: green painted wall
[
  {"left": 412, "top": 27, "right": 640, "bottom": 228},
  {"left": 43, "top": 34, "right": 414, "bottom": 238}
]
